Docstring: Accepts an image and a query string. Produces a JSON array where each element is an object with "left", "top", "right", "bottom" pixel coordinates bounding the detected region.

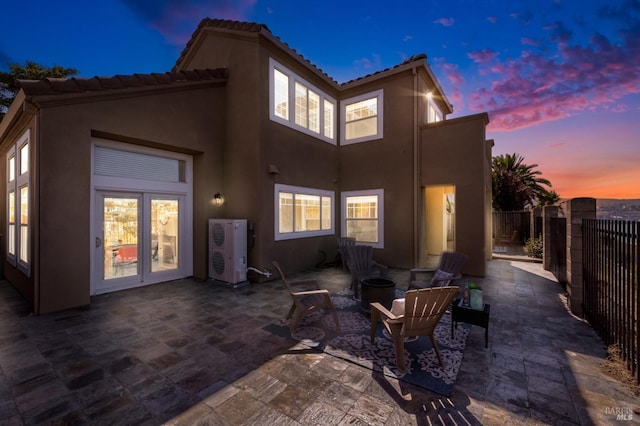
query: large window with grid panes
[
  {"left": 6, "top": 130, "right": 30, "bottom": 275},
  {"left": 340, "top": 89, "right": 384, "bottom": 145},
  {"left": 275, "top": 184, "right": 334, "bottom": 240},
  {"left": 342, "top": 189, "right": 384, "bottom": 248},
  {"left": 269, "top": 58, "right": 336, "bottom": 144}
]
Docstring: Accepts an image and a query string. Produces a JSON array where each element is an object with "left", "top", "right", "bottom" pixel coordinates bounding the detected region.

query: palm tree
[
  {"left": 536, "top": 189, "right": 560, "bottom": 207},
  {"left": 492, "top": 153, "right": 555, "bottom": 211}
]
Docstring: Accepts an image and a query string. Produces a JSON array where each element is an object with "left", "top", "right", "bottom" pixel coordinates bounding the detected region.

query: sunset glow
[{"left": 3, "top": 0, "right": 639, "bottom": 199}]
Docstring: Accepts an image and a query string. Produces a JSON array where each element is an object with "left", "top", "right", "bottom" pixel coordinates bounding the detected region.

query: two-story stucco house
[{"left": 0, "top": 18, "right": 493, "bottom": 314}]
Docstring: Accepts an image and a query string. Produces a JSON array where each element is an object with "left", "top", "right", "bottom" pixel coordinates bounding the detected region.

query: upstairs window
[
  {"left": 426, "top": 92, "right": 443, "bottom": 123},
  {"left": 273, "top": 68, "right": 289, "bottom": 120},
  {"left": 341, "top": 89, "right": 384, "bottom": 145},
  {"left": 269, "top": 58, "right": 336, "bottom": 144}
]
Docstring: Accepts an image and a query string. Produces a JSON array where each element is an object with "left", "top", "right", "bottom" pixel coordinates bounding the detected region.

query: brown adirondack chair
[
  {"left": 370, "top": 286, "right": 459, "bottom": 372},
  {"left": 345, "top": 244, "right": 388, "bottom": 299},
  {"left": 408, "top": 251, "right": 467, "bottom": 290},
  {"left": 272, "top": 261, "right": 340, "bottom": 333},
  {"left": 336, "top": 236, "right": 356, "bottom": 271}
]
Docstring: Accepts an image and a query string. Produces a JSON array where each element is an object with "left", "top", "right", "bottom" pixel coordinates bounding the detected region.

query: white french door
[
  {"left": 94, "top": 191, "right": 186, "bottom": 294},
  {"left": 91, "top": 140, "right": 193, "bottom": 295}
]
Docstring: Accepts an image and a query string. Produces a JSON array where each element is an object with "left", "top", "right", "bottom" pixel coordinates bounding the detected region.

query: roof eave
[
  {"left": 340, "top": 58, "right": 454, "bottom": 114},
  {"left": 24, "top": 78, "right": 227, "bottom": 109},
  {"left": 0, "top": 91, "right": 28, "bottom": 139}
]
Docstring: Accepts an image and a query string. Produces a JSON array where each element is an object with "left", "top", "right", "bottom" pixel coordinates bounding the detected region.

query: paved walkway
[{"left": 0, "top": 260, "right": 637, "bottom": 425}]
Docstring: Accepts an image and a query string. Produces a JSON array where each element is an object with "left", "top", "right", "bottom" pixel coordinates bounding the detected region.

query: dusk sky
[{"left": 3, "top": 0, "right": 639, "bottom": 199}]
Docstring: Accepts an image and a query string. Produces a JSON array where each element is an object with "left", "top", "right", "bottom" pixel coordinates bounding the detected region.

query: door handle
[{"left": 96, "top": 237, "right": 102, "bottom": 248}]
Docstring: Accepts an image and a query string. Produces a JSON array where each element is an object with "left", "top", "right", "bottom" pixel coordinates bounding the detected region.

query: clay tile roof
[
  {"left": 96, "top": 76, "right": 125, "bottom": 90},
  {"left": 17, "top": 79, "right": 53, "bottom": 96},
  {"left": 75, "top": 77, "right": 103, "bottom": 91},
  {"left": 150, "top": 72, "right": 174, "bottom": 84},
  {"left": 341, "top": 53, "right": 428, "bottom": 86},
  {"left": 175, "top": 18, "right": 338, "bottom": 85},
  {"left": 116, "top": 74, "right": 144, "bottom": 87},
  {"left": 48, "top": 78, "right": 82, "bottom": 93},
  {"left": 134, "top": 73, "right": 159, "bottom": 86},
  {"left": 18, "top": 68, "right": 228, "bottom": 97}
]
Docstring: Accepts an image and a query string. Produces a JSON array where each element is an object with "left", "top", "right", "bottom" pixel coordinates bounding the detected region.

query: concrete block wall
[{"left": 562, "top": 197, "right": 596, "bottom": 316}]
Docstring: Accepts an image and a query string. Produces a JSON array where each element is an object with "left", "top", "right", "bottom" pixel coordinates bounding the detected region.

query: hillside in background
[{"left": 596, "top": 199, "right": 640, "bottom": 221}]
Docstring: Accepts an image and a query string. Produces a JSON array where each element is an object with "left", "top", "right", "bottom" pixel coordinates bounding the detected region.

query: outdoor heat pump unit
[{"left": 208, "top": 219, "right": 248, "bottom": 286}]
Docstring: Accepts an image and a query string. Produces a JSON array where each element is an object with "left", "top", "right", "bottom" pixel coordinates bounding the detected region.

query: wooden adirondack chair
[
  {"left": 336, "top": 236, "right": 356, "bottom": 271},
  {"left": 370, "top": 286, "right": 459, "bottom": 372},
  {"left": 272, "top": 261, "right": 340, "bottom": 333},
  {"left": 345, "top": 244, "right": 388, "bottom": 299},
  {"left": 408, "top": 251, "right": 467, "bottom": 290}
]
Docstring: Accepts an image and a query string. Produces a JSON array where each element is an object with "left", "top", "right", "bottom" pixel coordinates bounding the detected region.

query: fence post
[
  {"left": 542, "top": 205, "right": 559, "bottom": 271},
  {"left": 565, "top": 197, "right": 596, "bottom": 317}
]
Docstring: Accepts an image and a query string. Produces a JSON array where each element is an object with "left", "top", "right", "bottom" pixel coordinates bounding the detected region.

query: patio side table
[{"left": 451, "top": 298, "right": 490, "bottom": 348}]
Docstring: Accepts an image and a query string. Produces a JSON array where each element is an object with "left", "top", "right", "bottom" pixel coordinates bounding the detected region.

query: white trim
[
  {"left": 6, "top": 129, "right": 31, "bottom": 275},
  {"left": 340, "top": 89, "right": 384, "bottom": 145},
  {"left": 90, "top": 138, "right": 193, "bottom": 295},
  {"left": 341, "top": 188, "right": 384, "bottom": 249},
  {"left": 274, "top": 183, "right": 335, "bottom": 240},
  {"left": 269, "top": 58, "right": 337, "bottom": 145}
]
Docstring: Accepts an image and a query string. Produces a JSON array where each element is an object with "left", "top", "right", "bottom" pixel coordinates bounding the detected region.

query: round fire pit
[{"left": 360, "top": 277, "right": 396, "bottom": 313}]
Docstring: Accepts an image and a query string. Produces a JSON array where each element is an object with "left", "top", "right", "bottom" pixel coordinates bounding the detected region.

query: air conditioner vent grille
[
  {"left": 211, "top": 251, "right": 225, "bottom": 275},
  {"left": 212, "top": 223, "right": 225, "bottom": 247}
]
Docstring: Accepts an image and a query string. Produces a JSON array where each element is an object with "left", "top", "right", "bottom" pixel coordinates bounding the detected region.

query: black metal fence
[{"left": 583, "top": 219, "right": 639, "bottom": 383}]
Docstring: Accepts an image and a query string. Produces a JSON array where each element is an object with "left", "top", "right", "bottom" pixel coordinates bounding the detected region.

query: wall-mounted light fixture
[
  {"left": 267, "top": 164, "right": 280, "bottom": 175},
  {"left": 213, "top": 193, "right": 225, "bottom": 207}
]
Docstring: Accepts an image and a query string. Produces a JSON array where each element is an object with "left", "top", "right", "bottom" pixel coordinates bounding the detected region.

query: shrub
[{"left": 525, "top": 236, "right": 543, "bottom": 259}]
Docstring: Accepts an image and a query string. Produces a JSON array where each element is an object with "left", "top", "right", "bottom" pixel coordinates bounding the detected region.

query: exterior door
[
  {"left": 96, "top": 193, "right": 142, "bottom": 293},
  {"left": 95, "top": 192, "right": 185, "bottom": 294}
]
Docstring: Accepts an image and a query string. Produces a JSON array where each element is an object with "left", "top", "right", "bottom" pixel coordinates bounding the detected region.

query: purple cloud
[
  {"left": 521, "top": 37, "right": 540, "bottom": 47},
  {"left": 487, "top": 16, "right": 497, "bottom": 24},
  {"left": 442, "top": 63, "right": 464, "bottom": 86},
  {"left": 120, "top": 0, "right": 257, "bottom": 44},
  {"left": 433, "top": 17, "right": 455, "bottom": 27},
  {"left": 468, "top": 12, "right": 640, "bottom": 131},
  {"left": 468, "top": 49, "right": 497, "bottom": 63},
  {"left": 354, "top": 54, "right": 381, "bottom": 70}
]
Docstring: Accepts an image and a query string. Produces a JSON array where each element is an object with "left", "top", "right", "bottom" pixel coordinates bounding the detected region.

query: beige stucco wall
[
  {"left": 1, "top": 24, "right": 492, "bottom": 314},
  {"left": 420, "top": 113, "right": 490, "bottom": 277},
  {"left": 339, "top": 73, "right": 417, "bottom": 269},
  {"left": 29, "top": 84, "right": 225, "bottom": 313},
  {"left": 176, "top": 28, "right": 343, "bottom": 275}
]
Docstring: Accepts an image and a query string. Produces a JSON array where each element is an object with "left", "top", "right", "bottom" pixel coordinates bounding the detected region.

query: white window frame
[
  {"left": 340, "top": 89, "right": 384, "bottom": 145},
  {"left": 274, "top": 184, "right": 334, "bottom": 241},
  {"left": 269, "top": 58, "right": 337, "bottom": 145},
  {"left": 342, "top": 189, "right": 384, "bottom": 248},
  {"left": 6, "top": 129, "right": 30, "bottom": 275}
]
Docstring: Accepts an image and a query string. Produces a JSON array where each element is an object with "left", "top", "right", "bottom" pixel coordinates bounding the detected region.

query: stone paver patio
[{"left": 0, "top": 259, "right": 638, "bottom": 425}]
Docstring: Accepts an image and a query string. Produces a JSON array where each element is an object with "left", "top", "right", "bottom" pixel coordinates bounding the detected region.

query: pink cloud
[
  {"left": 354, "top": 54, "right": 381, "bottom": 70},
  {"left": 433, "top": 17, "right": 455, "bottom": 27},
  {"left": 441, "top": 63, "right": 464, "bottom": 86},
  {"left": 521, "top": 37, "right": 540, "bottom": 47},
  {"left": 468, "top": 49, "right": 497, "bottom": 64},
  {"left": 487, "top": 16, "right": 497, "bottom": 24},
  {"left": 467, "top": 18, "right": 640, "bottom": 131}
]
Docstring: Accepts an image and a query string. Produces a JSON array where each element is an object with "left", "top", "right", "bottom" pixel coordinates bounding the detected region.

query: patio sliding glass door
[{"left": 95, "top": 192, "right": 184, "bottom": 294}]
